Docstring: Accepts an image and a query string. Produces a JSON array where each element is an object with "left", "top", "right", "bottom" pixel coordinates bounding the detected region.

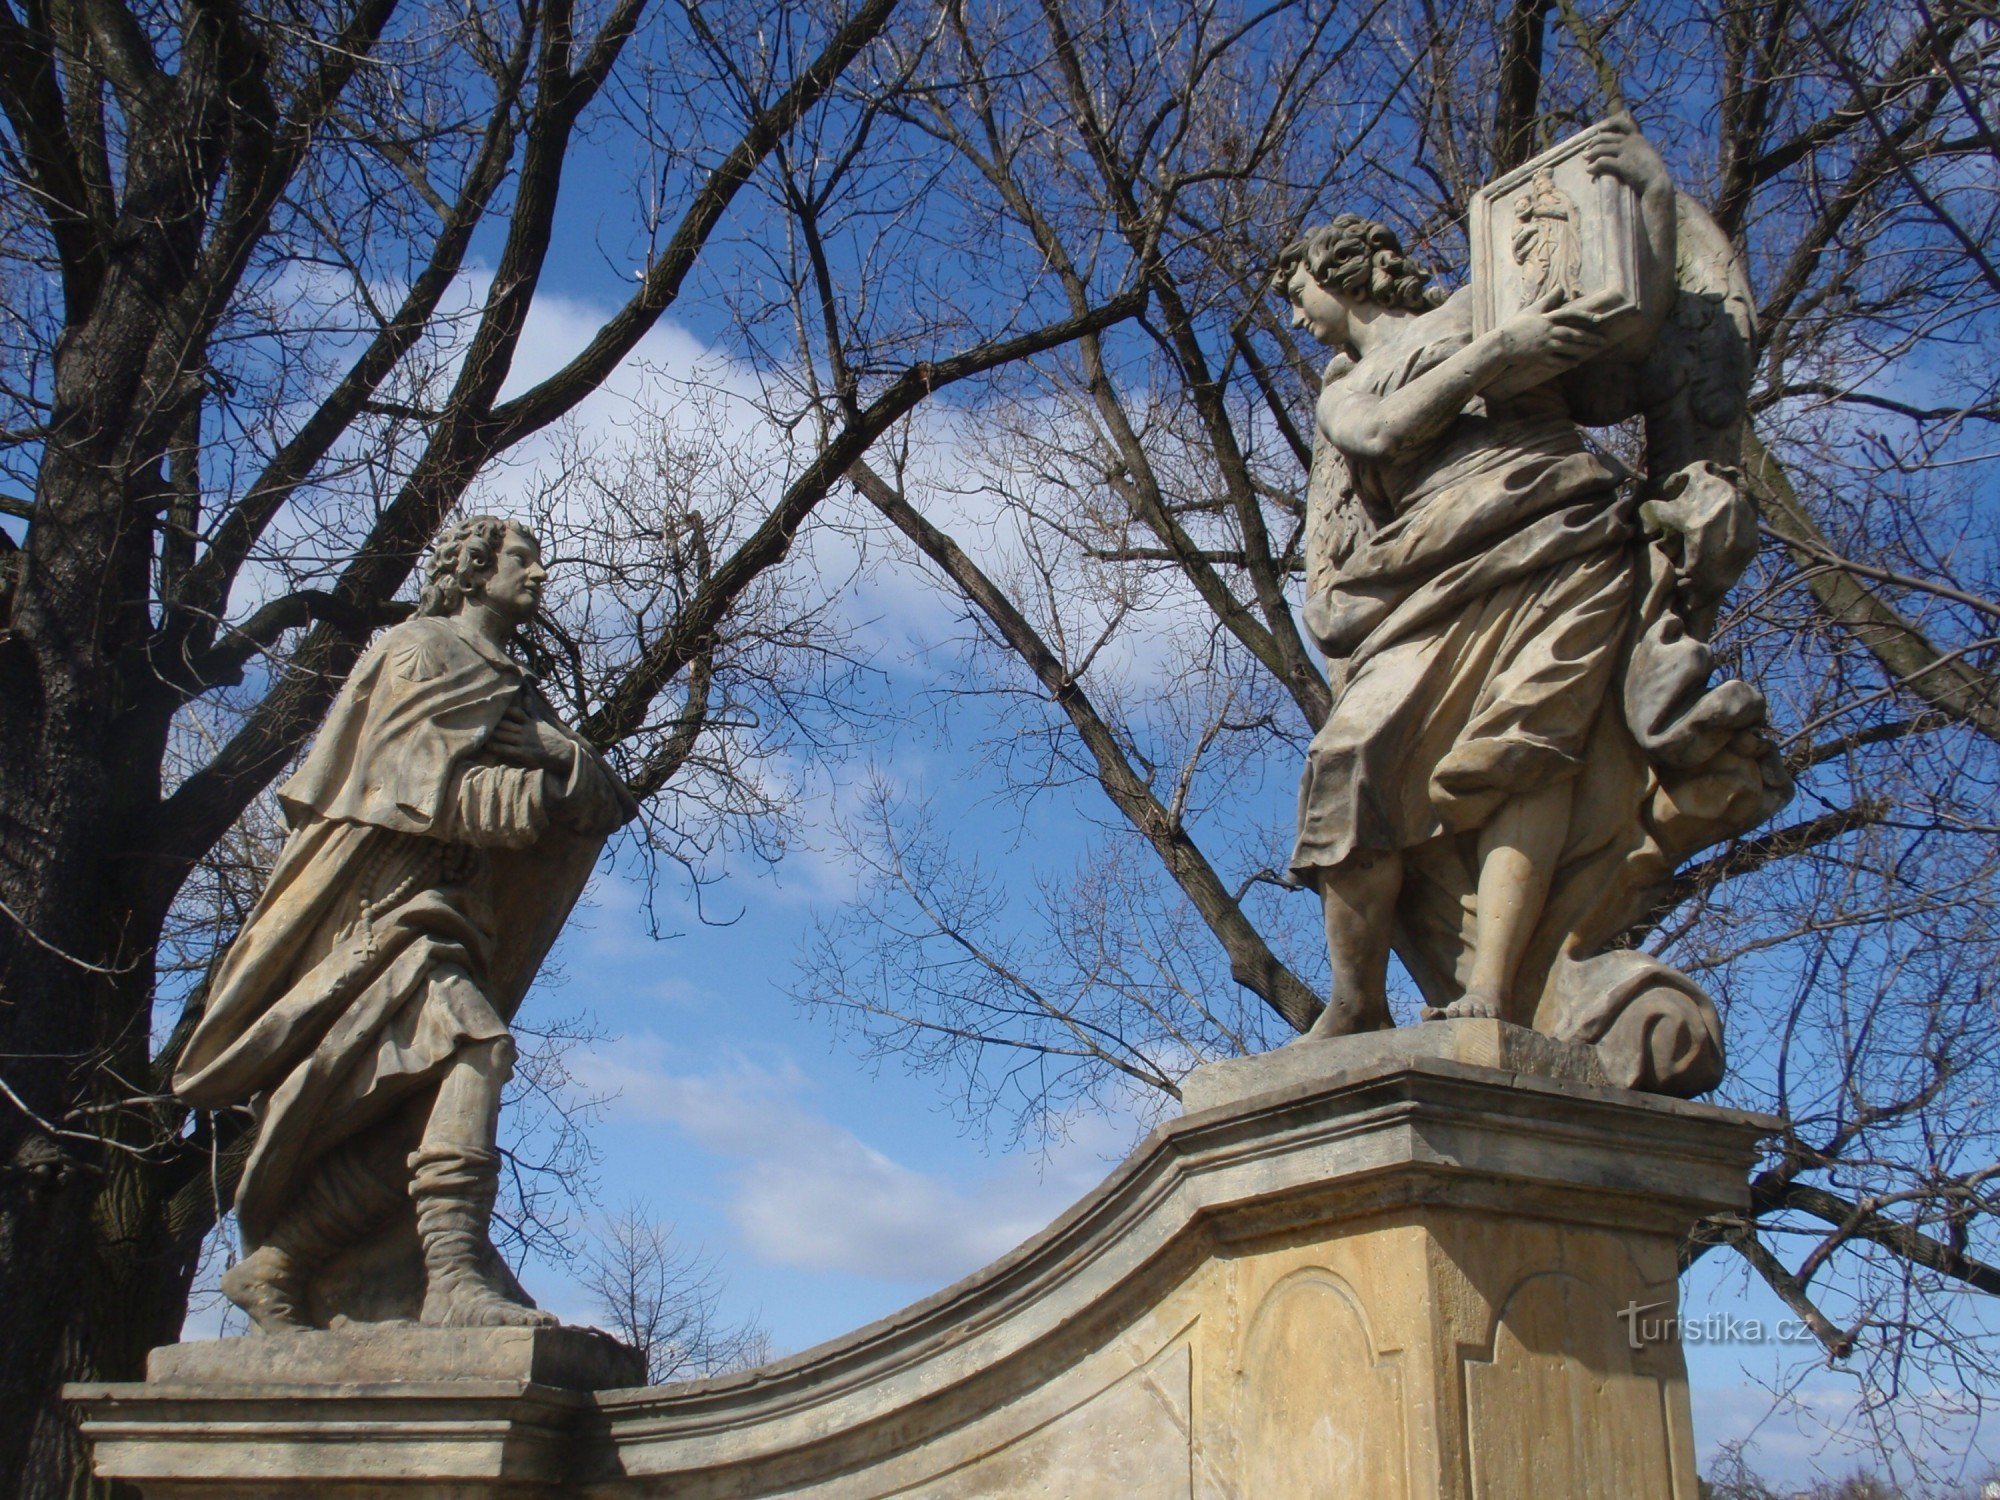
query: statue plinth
[
  {"left": 69, "top": 1325, "right": 639, "bottom": 1499},
  {"left": 142, "top": 1323, "right": 643, "bottom": 1388},
  {"left": 73, "top": 1023, "right": 1775, "bottom": 1498},
  {"left": 1181, "top": 1015, "right": 1612, "bottom": 1111}
]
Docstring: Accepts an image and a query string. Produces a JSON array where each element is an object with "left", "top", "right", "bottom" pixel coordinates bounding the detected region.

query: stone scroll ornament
[
  {"left": 1276, "top": 116, "right": 1790, "bottom": 1096},
  {"left": 174, "top": 518, "right": 637, "bottom": 1331}
]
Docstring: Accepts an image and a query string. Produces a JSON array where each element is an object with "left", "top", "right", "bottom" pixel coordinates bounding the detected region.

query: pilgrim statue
[
  {"left": 175, "top": 517, "right": 636, "bottom": 1330},
  {"left": 1277, "top": 116, "right": 1790, "bottom": 1096}
]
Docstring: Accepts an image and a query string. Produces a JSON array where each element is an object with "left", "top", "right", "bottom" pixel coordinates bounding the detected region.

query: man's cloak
[{"left": 175, "top": 615, "right": 633, "bottom": 1245}]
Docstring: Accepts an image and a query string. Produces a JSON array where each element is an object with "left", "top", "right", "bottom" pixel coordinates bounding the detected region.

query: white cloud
[{"left": 579, "top": 1040, "right": 1132, "bottom": 1286}]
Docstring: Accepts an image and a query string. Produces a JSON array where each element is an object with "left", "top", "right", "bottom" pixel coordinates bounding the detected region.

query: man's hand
[{"left": 486, "top": 703, "right": 576, "bottom": 773}]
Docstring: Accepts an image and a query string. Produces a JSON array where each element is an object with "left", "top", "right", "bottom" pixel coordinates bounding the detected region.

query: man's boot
[
  {"left": 222, "top": 1144, "right": 403, "bottom": 1333},
  {"left": 408, "top": 1144, "right": 556, "bottom": 1327}
]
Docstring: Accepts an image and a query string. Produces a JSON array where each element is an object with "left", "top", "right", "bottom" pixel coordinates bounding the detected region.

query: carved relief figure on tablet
[
  {"left": 1511, "top": 167, "right": 1584, "bottom": 305},
  {"left": 174, "top": 517, "right": 637, "bottom": 1331},
  {"left": 1276, "top": 116, "right": 1789, "bottom": 1096}
]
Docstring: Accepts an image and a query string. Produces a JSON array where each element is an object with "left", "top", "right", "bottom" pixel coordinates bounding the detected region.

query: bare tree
[
  {"left": 579, "top": 1204, "right": 771, "bottom": 1384},
  {"left": 1702, "top": 1449, "right": 2000, "bottom": 1499},
  {"left": 0, "top": 0, "right": 1147, "bottom": 1487},
  {"left": 796, "top": 0, "right": 2000, "bottom": 1482},
  {"left": 3, "top": 0, "right": 1991, "bottom": 1486}
]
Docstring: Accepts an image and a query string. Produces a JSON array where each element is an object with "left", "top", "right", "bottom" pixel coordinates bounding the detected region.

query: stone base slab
[
  {"left": 72, "top": 1327, "right": 640, "bottom": 1499},
  {"left": 73, "top": 1023, "right": 1778, "bottom": 1498},
  {"left": 1181, "top": 1015, "right": 1609, "bottom": 1112},
  {"left": 146, "top": 1324, "right": 643, "bottom": 1391},
  {"left": 69, "top": 1381, "right": 589, "bottom": 1499}
]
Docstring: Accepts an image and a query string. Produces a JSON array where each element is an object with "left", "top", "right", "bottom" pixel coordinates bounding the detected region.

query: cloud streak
[{"left": 580, "top": 1040, "right": 1126, "bottom": 1285}]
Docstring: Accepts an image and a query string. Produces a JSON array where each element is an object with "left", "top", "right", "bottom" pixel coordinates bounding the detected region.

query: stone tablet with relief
[{"left": 1470, "top": 119, "right": 1646, "bottom": 338}]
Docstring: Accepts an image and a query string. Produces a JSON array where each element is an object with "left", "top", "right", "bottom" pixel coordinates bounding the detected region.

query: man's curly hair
[
  {"left": 418, "top": 515, "right": 538, "bottom": 617},
  {"left": 1276, "top": 214, "right": 1443, "bottom": 313}
]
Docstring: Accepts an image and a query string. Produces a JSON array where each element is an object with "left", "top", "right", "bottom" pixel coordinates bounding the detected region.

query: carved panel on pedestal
[
  {"left": 1240, "top": 1269, "right": 1408, "bottom": 1499},
  {"left": 1461, "top": 1271, "right": 1682, "bottom": 1499},
  {"left": 887, "top": 1339, "right": 1193, "bottom": 1499}
]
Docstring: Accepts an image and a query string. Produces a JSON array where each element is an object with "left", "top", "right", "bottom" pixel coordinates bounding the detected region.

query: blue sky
[
  {"left": 0, "top": 0, "right": 1986, "bottom": 1488},
  {"left": 104, "top": 27, "right": 1989, "bottom": 1482},
  {"left": 510, "top": 800, "right": 1999, "bottom": 1489},
  {"left": 151, "top": 238, "right": 1995, "bottom": 1486}
]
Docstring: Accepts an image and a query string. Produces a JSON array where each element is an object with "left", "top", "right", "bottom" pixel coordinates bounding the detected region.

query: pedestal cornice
[{"left": 72, "top": 1021, "right": 1781, "bottom": 1499}]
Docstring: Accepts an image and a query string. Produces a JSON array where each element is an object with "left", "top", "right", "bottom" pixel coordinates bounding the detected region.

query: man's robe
[{"left": 175, "top": 615, "right": 635, "bottom": 1246}]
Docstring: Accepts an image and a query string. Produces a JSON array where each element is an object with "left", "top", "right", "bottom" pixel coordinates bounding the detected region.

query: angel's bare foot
[
  {"left": 1420, "top": 988, "right": 1503, "bottom": 1022},
  {"left": 1302, "top": 990, "right": 1392, "bottom": 1040}
]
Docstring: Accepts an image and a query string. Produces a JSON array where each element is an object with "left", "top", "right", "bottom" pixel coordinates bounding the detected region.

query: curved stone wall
[{"left": 72, "top": 1021, "right": 1774, "bottom": 1499}]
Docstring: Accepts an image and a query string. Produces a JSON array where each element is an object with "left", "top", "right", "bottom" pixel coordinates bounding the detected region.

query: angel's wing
[
  {"left": 1301, "top": 356, "right": 1371, "bottom": 613},
  {"left": 1640, "top": 192, "right": 1757, "bottom": 476},
  {"left": 1622, "top": 190, "right": 1775, "bottom": 768}
]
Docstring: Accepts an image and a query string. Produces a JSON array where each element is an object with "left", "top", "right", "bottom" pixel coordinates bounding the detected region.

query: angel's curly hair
[
  {"left": 418, "top": 515, "right": 537, "bottom": 617},
  {"left": 1276, "top": 214, "right": 1442, "bottom": 314}
]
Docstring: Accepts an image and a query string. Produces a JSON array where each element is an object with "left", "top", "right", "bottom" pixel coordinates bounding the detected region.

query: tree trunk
[
  {"left": 0, "top": 752, "right": 192, "bottom": 1500},
  {"left": 1, "top": 321, "right": 188, "bottom": 1500},
  {"left": 25, "top": 1147, "right": 206, "bottom": 1500},
  {"left": 0, "top": 647, "right": 127, "bottom": 1498}
]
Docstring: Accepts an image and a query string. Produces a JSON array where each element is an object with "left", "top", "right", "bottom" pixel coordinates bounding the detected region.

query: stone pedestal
[
  {"left": 69, "top": 1325, "right": 641, "bottom": 1499},
  {"left": 72, "top": 1022, "right": 1775, "bottom": 1498}
]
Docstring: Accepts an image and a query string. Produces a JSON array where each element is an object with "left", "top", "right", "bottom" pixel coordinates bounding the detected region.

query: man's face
[
  {"left": 1285, "top": 262, "right": 1351, "bottom": 350},
  {"left": 477, "top": 527, "right": 546, "bottom": 626}
]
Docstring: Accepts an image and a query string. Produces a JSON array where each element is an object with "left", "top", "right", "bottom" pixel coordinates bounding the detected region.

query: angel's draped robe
[
  {"left": 1290, "top": 291, "right": 1776, "bottom": 1096},
  {"left": 175, "top": 615, "right": 634, "bottom": 1248}
]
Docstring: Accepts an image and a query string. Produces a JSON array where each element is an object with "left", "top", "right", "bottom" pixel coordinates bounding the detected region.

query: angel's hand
[
  {"left": 1497, "top": 289, "right": 1615, "bottom": 373},
  {"left": 1583, "top": 114, "right": 1669, "bottom": 197}
]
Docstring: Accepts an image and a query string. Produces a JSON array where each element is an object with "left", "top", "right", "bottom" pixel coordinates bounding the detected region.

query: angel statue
[
  {"left": 175, "top": 517, "right": 637, "bottom": 1330},
  {"left": 1276, "top": 115, "right": 1789, "bottom": 1096}
]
